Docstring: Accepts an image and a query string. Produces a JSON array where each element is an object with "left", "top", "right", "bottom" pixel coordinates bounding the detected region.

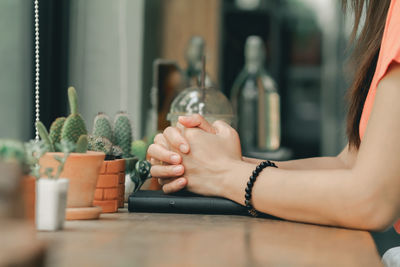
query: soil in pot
[
  {"left": 39, "top": 151, "right": 105, "bottom": 220},
  {"left": 94, "top": 158, "right": 125, "bottom": 213}
]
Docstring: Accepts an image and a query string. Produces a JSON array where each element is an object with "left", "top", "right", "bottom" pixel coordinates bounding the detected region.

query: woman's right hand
[{"left": 147, "top": 115, "right": 216, "bottom": 193}]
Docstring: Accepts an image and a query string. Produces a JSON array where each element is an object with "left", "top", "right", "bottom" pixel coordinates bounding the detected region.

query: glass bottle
[
  {"left": 183, "top": 36, "right": 214, "bottom": 88},
  {"left": 231, "top": 36, "right": 280, "bottom": 151}
]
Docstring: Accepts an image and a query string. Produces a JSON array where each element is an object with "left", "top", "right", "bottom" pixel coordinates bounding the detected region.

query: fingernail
[
  {"left": 173, "top": 165, "right": 183, "bottom": 174},
  {"left": 179, "top": 144, "right": 189, "bottom": 153},
  {"left": 170, "top": 154, "right": 180, "bottom": 163},
  {"left": 178, "top": 179, "right": 185, "bottom": 186}
]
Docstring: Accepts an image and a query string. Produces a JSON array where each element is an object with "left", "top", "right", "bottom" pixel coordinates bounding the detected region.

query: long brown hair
[{"left": 344, "top": 0, "right": 391, "bottom": 149}]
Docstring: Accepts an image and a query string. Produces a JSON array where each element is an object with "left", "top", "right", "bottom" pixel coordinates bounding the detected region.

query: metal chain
[{"left": 34, "top": 0, "right": 40, "bottom": 141}]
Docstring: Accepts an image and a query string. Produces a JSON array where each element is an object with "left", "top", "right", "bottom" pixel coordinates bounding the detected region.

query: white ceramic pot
[{"left": 36, "top": 178, "right": 69, "bottom": 231}]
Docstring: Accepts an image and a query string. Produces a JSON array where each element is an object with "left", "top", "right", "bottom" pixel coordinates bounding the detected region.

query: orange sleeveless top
[{"left": 358, "top": 0, "right": 400, "bottom": 232}]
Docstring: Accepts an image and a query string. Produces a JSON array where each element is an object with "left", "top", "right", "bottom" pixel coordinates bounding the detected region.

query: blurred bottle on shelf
[
  {"left": 183, "top": 36, "right": 214, "bottom": 88},
  {"left": 231, "top": 36, "right": 280, "bottom": 151}
]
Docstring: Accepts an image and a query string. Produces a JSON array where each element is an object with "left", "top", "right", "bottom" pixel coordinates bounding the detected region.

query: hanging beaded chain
[
  {"left": 34, "top": 0, "right": 40, "bottom": 141},
  {"left": 245, "top": 160, "right": 277, "bottom": 217}
]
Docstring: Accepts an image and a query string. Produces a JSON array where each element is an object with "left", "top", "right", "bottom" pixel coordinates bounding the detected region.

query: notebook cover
[{"left": 128, "top": 190, "right": 279, "bottom": 219}]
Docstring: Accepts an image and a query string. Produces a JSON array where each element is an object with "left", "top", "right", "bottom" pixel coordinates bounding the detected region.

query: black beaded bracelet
[{"left": 245, "top": 160, "right": 277, "bottom": 217}]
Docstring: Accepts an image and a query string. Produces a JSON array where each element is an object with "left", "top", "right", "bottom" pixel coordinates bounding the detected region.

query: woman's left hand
[{"left": 163, "top": 120, "right": 243, "bottom": 196}]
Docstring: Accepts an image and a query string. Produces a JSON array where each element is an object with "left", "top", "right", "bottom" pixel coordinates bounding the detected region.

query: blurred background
[{"left": 0, "top": 0, "right": 351, "bottom": 159}]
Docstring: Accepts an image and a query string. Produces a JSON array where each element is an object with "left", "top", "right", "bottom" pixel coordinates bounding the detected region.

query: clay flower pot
[
  {"left": 0, "top": 162, "right": 24, "bottom": 219},
  {"left": 36, "top": 178, "right": 69, "bottom": 231},
  {"left": 94, "top": 159, "right": 125, "bottom": 213},
  {"left": 20, "top": 175, "right": 36, "bottom": 222},
  {"left": 39, "top": 151, "right": 105, "bottom": 220}
]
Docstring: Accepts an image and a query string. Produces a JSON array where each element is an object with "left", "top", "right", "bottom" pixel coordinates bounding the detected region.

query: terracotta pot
[
  {"left": 0, "top": 162, "right": 24, "bottom": 219},
  {"left": 94, "top": 159, "right": 125, "bottom": 213},
  {"left": 20, "top": 175, "right": 36, "bottom": 222},
  {"left": 118, "top": 171, "right": 126, "bottom": 208},
  {"left": 39, "top": 151, "right": 105, "bottom": 208}
]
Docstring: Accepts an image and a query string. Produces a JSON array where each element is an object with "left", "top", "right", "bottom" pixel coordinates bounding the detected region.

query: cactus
[
  {"left": 87, "top": 135, "right": 123, "bottom": 160},
  {"left": 114, "top": 112, "right": 133, "bottom": 158},
  {"left": 61, "top": 87, "right": 87, "bottom": 144},
  {"left": 88, "top": 135, "right": 113, "bottom": 155},
  {"left": 49, "top": 117, "right": 66, "bottom": 150},
  {"left": 146, "top": 132, "right": 158, "bottom": 147},
  {"left": 34, "top": 87, "right": 91, "bottom": 156},
  {"left": 36, "top": 121, "right": 55, "bottom": 152},
  {"left": 92, "top": 113, "right": 113, "bottom": 142},
  {"left": 111, "top": 145, "right": 123, "bottom": 158},
  {"left": 131, "top": 140, "right": 148, "bottom": 161},
  {"left": 76, "top": 135, "right": 88, "bottom": 153}
]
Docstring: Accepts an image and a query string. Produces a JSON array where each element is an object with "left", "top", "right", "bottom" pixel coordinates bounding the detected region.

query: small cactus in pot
[
  {"left": 0, "top": 139, "right": 35, "bottom": 221},
  {"left": 91, "top": 111, "right": 135, "bottom": 159},
  {"left": 35, "top": 86, "right": 105, "bottom": 221},
  {"left": 89, "top": 112, "right": 124, "bottom": 160},
  {"left": 90, "top": 112, "right": 131, "bottom": 211}
]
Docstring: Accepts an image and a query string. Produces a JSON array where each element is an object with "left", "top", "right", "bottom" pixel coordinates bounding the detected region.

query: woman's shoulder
[
  {"left": 372, "top": 0, "right": 400, "bottom": 86},
  {"left": 381, "top": 0, "right": 400, "bottom": 62}
]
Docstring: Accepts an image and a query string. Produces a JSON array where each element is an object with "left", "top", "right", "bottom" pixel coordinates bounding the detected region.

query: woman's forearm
[
  {"left": 276, "top": 156, "right": 349, "bottom": 170},
  {"left": 243, "top": 156, "right": 348, "bottom": 170},
  {"left": 221, "top": 160, "right": 390, "bottom": 231},
  {"left": 243, "top": 145, "right": 353, "bottom": 170}
]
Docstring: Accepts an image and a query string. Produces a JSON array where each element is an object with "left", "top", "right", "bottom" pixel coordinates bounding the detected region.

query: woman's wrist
[{"left": 220, "top": 160, "right": 256, "bottom": 205}]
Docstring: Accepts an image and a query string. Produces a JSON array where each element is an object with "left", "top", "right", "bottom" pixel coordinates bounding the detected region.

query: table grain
[{"left": 37, "top": 207, "right": 382, "bottom": 267}]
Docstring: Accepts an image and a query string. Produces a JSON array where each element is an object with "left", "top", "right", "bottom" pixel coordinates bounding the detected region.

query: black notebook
[{"left": 128, "top": 190, "right": 279, "bottom": 219}]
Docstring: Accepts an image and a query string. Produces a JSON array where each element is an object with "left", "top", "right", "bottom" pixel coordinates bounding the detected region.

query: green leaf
[{"left": 44, "top": 167, "right": 54, "bottom": 178}]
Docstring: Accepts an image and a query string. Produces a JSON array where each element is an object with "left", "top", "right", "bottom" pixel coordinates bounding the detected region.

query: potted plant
[
  {"left": 25, "top": 139, "right": 72, "bottom": 231},
  {"left": 114, "top": 112, "right": 135, "bottom": 207},
  {"left": 0, "top": 139, "right": 38, "bottom": 221},
  {"left": 90, "top": 112, "right": 135, "bottom": 211},
  {"left": 88, "top": 118, "right": 125, "bottom": 213},
  {"left": 0, "top": 139, "right": 32, "bottom": 220},
  {"left": 37, "top": 87, "right": 105, "bottom": 220}
]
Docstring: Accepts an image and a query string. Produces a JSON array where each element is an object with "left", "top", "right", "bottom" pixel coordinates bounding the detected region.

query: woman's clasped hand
[{"left": 148, "top": 114, "right": 243, "bottom": 196}]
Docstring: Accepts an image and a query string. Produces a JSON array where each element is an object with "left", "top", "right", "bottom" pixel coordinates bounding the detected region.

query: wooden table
[{"left": 37, "top": 208, "right": 382, "bottom": 267}]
